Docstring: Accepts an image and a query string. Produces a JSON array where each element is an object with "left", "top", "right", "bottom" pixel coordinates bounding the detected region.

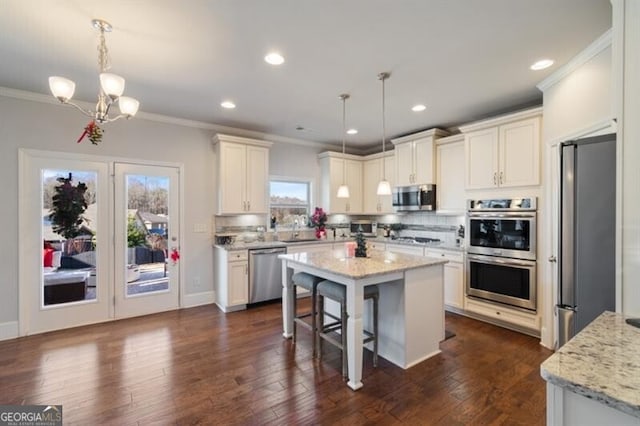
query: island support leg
[
  {"left": 346, "top": 281, "right": 364, "bottom": 390},
  {"left": 282, "top": 264, "right": 294, "bottom": 338}
]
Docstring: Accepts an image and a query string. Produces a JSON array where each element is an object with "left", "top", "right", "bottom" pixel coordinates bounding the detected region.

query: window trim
[{"left": 269, "top": 175, "right": 314, "bottom": 227}]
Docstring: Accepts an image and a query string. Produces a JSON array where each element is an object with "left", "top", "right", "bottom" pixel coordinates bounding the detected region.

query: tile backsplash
[{"left": 215, "top": 211, "right": 465, "bottom": 245}]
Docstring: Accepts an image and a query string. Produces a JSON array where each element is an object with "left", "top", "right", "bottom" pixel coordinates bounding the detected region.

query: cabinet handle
[
  {"left": 548, "top": 256, "right": 557, "bottom": 263},
  {"left": 247, "top": 201, "right": 251, "bottom": 211},
  {"left": 499, "top": 171, "right": 504, "bottom": 184},
  {"left": 493, "top": 172, "right": 497, "bottom": 186}
]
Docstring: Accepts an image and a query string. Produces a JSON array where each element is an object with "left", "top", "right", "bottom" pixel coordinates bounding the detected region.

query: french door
[
  {"left": 114, "top": 163, "right": 180, "bottom": 318},
  {"left": 19, "top": 150, "right": 181, "bottom": 335},
  {"left": 20, "top": 152, "right": 111, "bottom": 334}
]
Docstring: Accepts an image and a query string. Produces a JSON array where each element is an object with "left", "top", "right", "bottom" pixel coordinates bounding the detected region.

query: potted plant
[{"left": 309, "top": 207, "right": 328, "bottom": 239}]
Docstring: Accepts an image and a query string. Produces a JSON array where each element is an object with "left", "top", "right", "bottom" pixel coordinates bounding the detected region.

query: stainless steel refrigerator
[{"left": 557, "top": 133, "right": 616, "bottom": 348}]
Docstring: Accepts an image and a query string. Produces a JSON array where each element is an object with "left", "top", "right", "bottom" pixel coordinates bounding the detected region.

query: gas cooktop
[{"left": 390, "top": 237, "right": 441, "bottom": 244}]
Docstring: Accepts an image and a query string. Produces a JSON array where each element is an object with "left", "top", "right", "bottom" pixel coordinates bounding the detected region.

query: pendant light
[
  {"left": 377, "top": 72, "right": 392, "bottom": 196},
  {"left": 336, "top": 94, "right": 351, "bottom": 198}
]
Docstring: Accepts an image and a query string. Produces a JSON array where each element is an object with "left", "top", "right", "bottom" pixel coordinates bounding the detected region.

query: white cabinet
[
  {"left": 363, "top": 152, "right": 394, "bottom": 214},
  {"left": 392, "top": 128, "right": 449, "bottom": 186},
  {"left": 465, "top": 298, "right": 540, "bottom": 332},
  {"left": 461, "top": 109, "right": 542, "bottom": 190},
  {"left": 425, "top": 248, "right": 464, "bottom": 311},
  {"left": 436, "top": 134, "right": 466, "bottom": 214},
  {"left": 385, "top": 243, "right": 424, "bottom": 256},
  {"left": 214, "top": 248, "right": 248, "bottom": 312},
  {"left": 213, "top": 134, "right": 272, "bottom": 215},
  {"left": 319, "top": 152, "right": 363, "bottom": 214}
]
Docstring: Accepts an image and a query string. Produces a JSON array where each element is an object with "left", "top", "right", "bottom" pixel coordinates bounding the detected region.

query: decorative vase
[{"left": 316, "top": 226, "right": 326, "bottom": 239}]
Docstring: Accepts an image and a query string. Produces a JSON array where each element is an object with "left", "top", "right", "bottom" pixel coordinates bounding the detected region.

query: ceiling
[{"left": 0, "top": 1, "right": 611, "bottom": 151}]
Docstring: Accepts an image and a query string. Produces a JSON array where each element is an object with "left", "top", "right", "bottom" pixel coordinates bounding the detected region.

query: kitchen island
[
  {"left": 541, "top": 311, "right": 640, "bottom": 425},
  {"left": 279, "top": 249, "right": 447, "bottom": 391}
]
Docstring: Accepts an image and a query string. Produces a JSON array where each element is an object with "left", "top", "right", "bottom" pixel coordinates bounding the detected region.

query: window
[{"left": 269, "top": 180, "right": 311, "bottom": 228}]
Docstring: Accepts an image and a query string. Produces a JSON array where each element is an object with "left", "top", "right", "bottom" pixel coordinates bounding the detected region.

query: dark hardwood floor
[{"left": 0, "top": 301, "right": 553, "bottom": 425}]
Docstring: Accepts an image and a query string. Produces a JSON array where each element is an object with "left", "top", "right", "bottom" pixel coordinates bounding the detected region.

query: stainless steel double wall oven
[{"left": 466, "top": 198, "right": 537, "bottom": 311}]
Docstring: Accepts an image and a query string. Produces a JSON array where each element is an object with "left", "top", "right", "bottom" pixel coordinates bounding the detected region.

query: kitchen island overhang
[{"left": 279, "top": 249, "right": 448, "bottom": 391}]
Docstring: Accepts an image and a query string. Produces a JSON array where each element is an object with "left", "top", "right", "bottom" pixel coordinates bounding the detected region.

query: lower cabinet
[
  {"left": 425, "top": 248, "right": 464, "bottom": 312},
  {"left": 465, "top": 298, "right": 540, "bottom": 333},
  {"left": 214, "top": 247, "right": 248, "bottom": 312},
  {"left": 385, "top": 243, "right": 425, "bottom": 256}
]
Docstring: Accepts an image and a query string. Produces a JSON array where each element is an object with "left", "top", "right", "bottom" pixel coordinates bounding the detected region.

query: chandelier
[{"left": 49, "top": 19, "right": 140, "bottom": 130}]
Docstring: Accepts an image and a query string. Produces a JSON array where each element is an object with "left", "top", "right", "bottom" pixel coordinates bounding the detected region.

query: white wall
[
  {"left": 542, "top": 44, "right": 613, "bottom": 142},
  {"left": 0, "top": 95, "right": 216, "bottom": 325},
  {"left": 537, "top": 30, "right": 614, "bottom": 348},
  {"left": 270, "top": 142, "right": 325, "bottom": 207},
  {"left": 614, "top": 0, "right": 640, "bottom": 316}
]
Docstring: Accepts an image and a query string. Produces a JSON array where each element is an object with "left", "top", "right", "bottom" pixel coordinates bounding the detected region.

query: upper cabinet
[
  {"left": 213, "top": 134, "right": 272, "bottom": 215},
  {"left": 319, "top": 152, "right": 363, "bottom": 214},
  {"left": 436, "top": 134, "right": 466, "bottom": 214},
  {"left": 460, "top": 108, "right": 542, "bottom": 190},
  {"left": 362, "top": 152, "right": 395, "bottom": 214},
  {"left": 391, "top": 129, "right": 449, "bottom": 186}
]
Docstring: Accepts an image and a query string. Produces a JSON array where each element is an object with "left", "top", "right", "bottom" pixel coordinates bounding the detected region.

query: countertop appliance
[
  {"left": 557, "top": 133, "right": 616, "bottom": 348},
  {"left": 350, "top": 220, "right": 377, "bottom": 236},
  {"left": 248, "top": 247, "right": 287, "bottom": 304},
  {"left": 392, "top": 184, "right": 436, "bottom": 212}
]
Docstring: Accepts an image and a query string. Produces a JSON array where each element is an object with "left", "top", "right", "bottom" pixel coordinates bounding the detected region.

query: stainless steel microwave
[
  {"left": 350, "top": 220, "right": 377, "bottom": 236},
  {"left": 392, "top": 184, "right": 436, "bottom": 212}
]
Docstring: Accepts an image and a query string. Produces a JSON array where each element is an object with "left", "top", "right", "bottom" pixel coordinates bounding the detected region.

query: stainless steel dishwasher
[{"left": 248, "top": 247, "right": 287, "bottom": 304}]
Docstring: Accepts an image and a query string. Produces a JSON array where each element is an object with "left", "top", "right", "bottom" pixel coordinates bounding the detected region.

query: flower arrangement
[{"left": 309, "top": 207, "right": 328, "bottom": 239}]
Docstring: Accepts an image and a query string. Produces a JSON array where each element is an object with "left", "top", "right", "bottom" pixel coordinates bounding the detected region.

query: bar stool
[
  {"left": 316, "top": 280, "right": 379, "bottom": 379},
  {"left": 292, "top": 272, "right": 324, "bottom": 356}
]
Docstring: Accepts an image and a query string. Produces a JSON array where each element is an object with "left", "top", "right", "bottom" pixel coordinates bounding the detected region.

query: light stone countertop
[
  {"left": 214, "top": 236, "right": 464, "bottom": 252},
  {"left": 540, "top": 311, "right": 640, "bottom": 418},
  {"left": 278, "top": 249, "right": 447, "bottom": 280}
]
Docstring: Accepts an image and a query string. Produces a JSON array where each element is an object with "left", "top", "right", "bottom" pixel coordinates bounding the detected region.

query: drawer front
[
  {"left": 228, "top": 250, "right": 248, "bottom": 261},
  {"left": 386, "top": 243, "right": 424, "bottom": 256},
  {"left": 425, "top": 249, "right": 463, "bottom": 263},
  {"left": 466, "top": 298, "right": 539, "bottom": 330}
]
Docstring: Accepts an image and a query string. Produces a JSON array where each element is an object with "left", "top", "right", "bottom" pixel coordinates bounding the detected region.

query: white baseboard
[
  {"left": 182, "top": 291, "right": 215, "bottom": 308},
  {"left": 0, "top": 321, "right": 19, "bottom": 341}
]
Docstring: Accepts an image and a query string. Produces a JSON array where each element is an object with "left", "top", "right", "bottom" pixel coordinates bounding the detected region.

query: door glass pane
[
  {"left": 125, "top": 174, "right": 169, "bottom": 296},
  {"left": 42, "top": 170, "right": 97, "bottom": 306}
]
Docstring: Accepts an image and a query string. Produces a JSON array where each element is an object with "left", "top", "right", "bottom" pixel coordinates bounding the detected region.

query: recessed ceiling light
[
  {"left": 265, "top": 52, "right": 285, "bottom": 65},
  {"left": 530, "top": 59, "right": 554, "bottom": 71},
  {"left": 347, "top": 128, "right": 358, "bottom": 135},
  {"left": 220, "top": 101, "right": 236, "bottom": 109},
  {"left": 412, "top": 104, "right": 427, "bottom": 112}
]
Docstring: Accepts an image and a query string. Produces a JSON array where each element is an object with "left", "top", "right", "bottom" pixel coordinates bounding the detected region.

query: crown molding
[
  {"left": 458, "top": 106, "right": 543, "bottom": 133},
  {"left": 537, "top": 28, "right": 613, "bottom": 92},
  {"left": 0, "top": 86, "right": 351, "bottom": 152},
  {"left": 390, "top": 128, "right": 450, "bottom": 145}
]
